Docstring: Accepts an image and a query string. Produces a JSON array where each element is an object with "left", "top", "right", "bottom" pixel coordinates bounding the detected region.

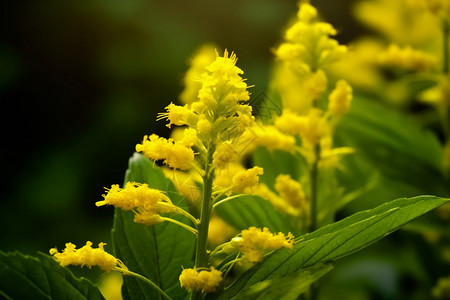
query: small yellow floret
[
  {"left": 378, "top": 44, "right": 436, "bottom": 72},
  {"left": 49, "top": 242, "right": 121, "bottom": 273},
  {"left": 158, "top": 103, "right": 197, "bottom": 128},
  {"left": 232, "top": 166, "right": 264, "bottom": 194},
  {"left": 97, "top": 182, "right": 178, "bottom": 226},
  {"left": 328, "top": 80, "right": 353, "bottom": 117},
  {"left": 179, "top": 267, "right": 223, "bottom": 293},
  {"left": 304, "top": 70, "right": 328, "bottom": 101},
  {"left": 237, "top": 227, "right": 294, "bottom": 263},
  {"left": 136, "top": 134, "right": 195, "bottom": 170},
  {"left": 274, "top": 174, "right": 308, "bottom": 209}
]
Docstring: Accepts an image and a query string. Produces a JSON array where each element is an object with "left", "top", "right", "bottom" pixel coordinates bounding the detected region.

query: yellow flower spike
[
  {"left": 237, "top": 227, "right": 295, "bottom": 263},
  {"left": 232, "top": 166, "right": 264, "bottom": 194},
  {"left": 276, "top": 1, "right": 347, "bottom": 72},
  {"left": 378, "top": 44, "right": 436, "bottom": 72},
  {"left": 328, "top": 79, "right": 353, "bottom": 117},
  {"left": 49, "top": 242, "right": 124, "bottom": 273},
  {"left": 274, "top": 174, "right": 308, "bottom": 209},
  {"left": 179, "top": 267, "right": 223, "bottom": 293}
]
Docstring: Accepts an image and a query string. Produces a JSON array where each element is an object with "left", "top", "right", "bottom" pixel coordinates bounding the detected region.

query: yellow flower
[
  {"left": 275, "top": 108, "right": 329, "bottom": 145},
  {"left": 232, "top": 166, "right": 264, "bottom": 194},
  {"left": 49, "top": 242, "right": 124, "bottom": 273},
  {"left": 238, "top": 124, "right": 296, "bottom": 153},
  {"left": 97, "top": 182, "right": 179, "bottom": 226},
  {"left": 180, "top": 44, "right": 217, "bottom": 105},
  {"left": 274, "top": 174, "right": 307, "bottom": 210},
  {"left": 276, "top": 2, "right": 347, "bottom": 72},
  {"left": 236, "top": 227, "right": 294, "bottom": 263},
  {"left": 157, "top": 103, "right": 198, "bottom": 128},
  {"left": 328, "top": 79, "right": 353, "bottom": 117},
  {"left": 252, "top": 184, "right": 301, "bottom": 216},
  {"left": 303, "top": 70, "right": 328, "bottom": 101},
  {"left": 179, "top": 267, "right": 223, "bottom": 293},
  {"left": 378, "top": 44, "right": 436, "bottom": 72},
  {"left": 136, "top": 134, "right": 195, "bottom": 170}
]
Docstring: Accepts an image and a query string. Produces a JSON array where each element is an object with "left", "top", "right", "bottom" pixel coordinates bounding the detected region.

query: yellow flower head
[
  {"left": 276, "top": 2, "right": 347, "bottom": 72},
  {"left": 136, "top": 134, "right": 195, "bottom": 170},
  {"left": 328, "top": 79, "right": 353, "bottom": 117},
  {"left": 275, "top": 108, "right": 329, "bottom": 145},
  {"left": 235, "top": 227, "right": 295, "bottom": 263},
  {"left": 49, "top": 242, "right": 124, "bottom": 273},
  {"left": 157, "top": 103, "right": 198, "bottom": 128},
  {"left": 179, "top": 267, "right": 223, "bottom": 293},
  {"left": 232, "top": 166, "right": 264, "bottom": 194},
  {"left": 274, "top": 174, "right": 307, "bottom": 209},
  {"left": 238, "top": 124, "right": 297, "bottom": 153},
  {"left": 378, "top": 44, "right": 436, "bottom": 72},
  {"left": 97, "top": 182, "right": 178, "bottom": 226}
]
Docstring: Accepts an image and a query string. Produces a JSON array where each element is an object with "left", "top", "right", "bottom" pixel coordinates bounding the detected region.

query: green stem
[
  {"left": 121, "top": 269, "right": 172, "bottom": 300},
  {"left": 308, "top": 143, "right": 321, "bottom": 233},
  {"left": 160, "top": 217, "right": 198, "bottom": 235},
  {"left": 190, "top": 144, "right": 215, "bottom": 300},
  {"left": 212, "top": 194, "right": 246, "bottom": 209}
]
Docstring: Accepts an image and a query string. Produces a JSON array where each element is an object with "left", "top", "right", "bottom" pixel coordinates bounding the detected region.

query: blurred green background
[{"left": 0, "top": 0, "right": 359, "bottom": 254}]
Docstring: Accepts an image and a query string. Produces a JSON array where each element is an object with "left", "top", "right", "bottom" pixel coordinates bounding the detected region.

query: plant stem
[
  {"left": 190, "top": 144, "right": 215, "bottom": 300},
  {"left": 306, "top": 143, "right": 321, "bottom": 300},
  {"left": 160, "top": 217, "right": 198, "bottom": 235},
  {"left": 121, "top": 269, "right": 172, "bottom": 300},
  {"left": 308, "top": 143, "right": 321, "bottom": 233}
]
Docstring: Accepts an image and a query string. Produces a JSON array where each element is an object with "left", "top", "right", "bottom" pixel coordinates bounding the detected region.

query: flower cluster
[
  {"left": 179, "top": 267, "right": 223, "bottom": 293},
  {"left": 275, "top": 2, "right": 347, "bottom": 73},
  {"left": 234, "top": 227, "right": 295, "bottom": 263},
  {"left": 378, "top": 44, "right": 436, "bottom": 72},
  {"left": 49, "top": 241, "right": 124, "bottom": 273},
  {"left": 96, "top": 182, "right": 184, "bottom": 226},
  {"left": 136, "top": 50, "right": 254, "bottom": 172}
]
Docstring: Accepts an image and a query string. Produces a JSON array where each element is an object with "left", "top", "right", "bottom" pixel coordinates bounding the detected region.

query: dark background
[{"left": 0, "top": 0, "right": 359, "bottom": 253}]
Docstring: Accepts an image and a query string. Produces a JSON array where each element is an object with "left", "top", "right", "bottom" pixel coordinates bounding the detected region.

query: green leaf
[
  {"left": 0, "top": 251, "right": 104, "bottom": 300},
  {"left": 212, "top": 196, "right": 449, "bottom": 299},
  {"left": 214, "top": 194, "right": 298, "bottom": 235},
  {"left": 335, "top": 96, "right": 449, "bottom": 210},
  {"left": 112, "top": 153, "right": 195, "bottom": 300},
  {"left": 232, "top": 263, "right": 333, "bottom": 300}
]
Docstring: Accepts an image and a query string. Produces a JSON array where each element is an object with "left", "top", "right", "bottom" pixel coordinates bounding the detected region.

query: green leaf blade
[
  {"left": 213, "top": 196, "right": 449, "bottom": 299},
  {"left": 0, "top": 251, "right": 104, "bottom": 300}
]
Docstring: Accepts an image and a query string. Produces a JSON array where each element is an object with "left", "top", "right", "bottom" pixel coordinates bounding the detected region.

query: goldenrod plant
[{"left": 0, "top": 1, "right": 449, "bottom": 300}]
